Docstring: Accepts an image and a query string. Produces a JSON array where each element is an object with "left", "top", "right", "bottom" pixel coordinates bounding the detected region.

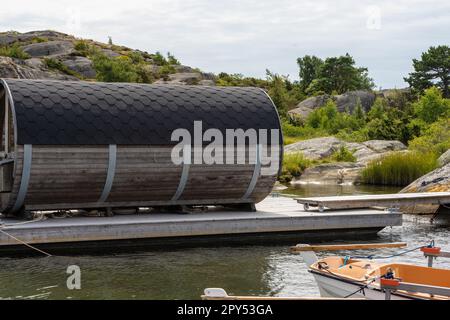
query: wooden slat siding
[
  {"left": 1, "top": 146, "right": 23, "bottom": 211},
  {"left": 107, "top": 146, "right": 181, "bottom": 202},
  {"left": 181, "top": 173, "right": 255, "bottom": 199},
  {"left": 181, "top": 147, "right": 256, "bottom": 200},
  {"left": 2, "top": 144, "right": 278, "bottom": 212},
  {"left": 249, "top": 174, "right": 277, "bottom": 203},
  {"left": 24, "top": 146, "right": 108, "bottom": 204}
]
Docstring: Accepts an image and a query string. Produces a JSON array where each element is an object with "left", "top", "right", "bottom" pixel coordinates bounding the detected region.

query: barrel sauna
[{"left": 0, "top": 79, "right": 282, "bottom": 216}]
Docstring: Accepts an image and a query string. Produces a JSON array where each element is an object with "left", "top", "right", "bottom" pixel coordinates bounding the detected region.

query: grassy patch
[
  {"left": 361, "top": 152, "right": 438, "bottom": 186},
  {"left": 73, "top": 39, "right": 92, "bottom": 57},
  {"left": 282, "top": 121, "right": 327, "bottom": 145},
  {"left": 44, "top": 58, "right": 81, "bottom": 77},
  {"left": 279, "top": 153, "right": 312, "bottom": 183},
  {"left": 0, "top": 44, "right": 30, "bottom": 59}
]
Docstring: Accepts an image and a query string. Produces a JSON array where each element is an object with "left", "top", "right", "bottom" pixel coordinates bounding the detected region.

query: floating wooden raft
[
  {"left": 296, "top": 192, "right": 450, "bottom": 212},
  {"left": 0, "top": 79, "right": 282, "bottom": 215}
]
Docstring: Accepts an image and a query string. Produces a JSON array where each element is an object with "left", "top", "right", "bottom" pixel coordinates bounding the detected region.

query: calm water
[{"left": 0, "top": 184, "right": 449, "bottom": 300}]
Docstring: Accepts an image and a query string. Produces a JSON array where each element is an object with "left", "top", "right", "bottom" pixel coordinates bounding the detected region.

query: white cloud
[{"left": 1, "top": 0, "right": 449, "bottom": 88}]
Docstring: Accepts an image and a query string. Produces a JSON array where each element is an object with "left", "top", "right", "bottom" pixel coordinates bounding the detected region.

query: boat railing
[
  {"left": 420, "top": 246, "right": 450, "bottom": 267},
  {"left": 380, "top": 278, "right": 450, "bottom": 300}
]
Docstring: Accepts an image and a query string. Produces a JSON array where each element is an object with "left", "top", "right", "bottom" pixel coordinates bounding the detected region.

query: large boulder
[
  {"left": 173, "top": 65, "right": 195, "bottom": 73},
  {"left": 438, "top": 150, "right": 450, "bottom": 167},
  {"left": 400, "top": 163, "right": 450, "bottom": 214},
  {"left": 288, "top": 95, "right": 332, "bottom": 118},
  {"left": 0, "top": 56, "right": 78, "bottom": 80},
  {"left": 155, "top": 72, "right": 204, "bottom": 85},
  {"left": 284, "top": 137, "right": 342, "bottom": 160},
  {"left": 289, "top": 90, "right": 376, "bottom": 118},
  {"left": 336, "top": 90, "right": 376, "bottom": 113},
  {"left": 22, "top": 40, "right": 74, "bottom": 57},
  {"left": 0, "top": 30, "right": 71, "bottom": 46},
  {"left": 284, "top": 137, "right": 407, "bottom": 163},
  {"left": 293, "top": 162, "right": 364, "bottom": 185},
  {"left": 61, "top": 56, "right": 96, "bottom": 79},
  {"left": 362, "top": 140, "right": 406, "bottom": 153},
  {"left": 101, "top": 48, "right": 120, "bottom": 58}
]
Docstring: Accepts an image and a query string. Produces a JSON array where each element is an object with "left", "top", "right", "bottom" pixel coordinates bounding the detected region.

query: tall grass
[{"left": 361, "top": 152, "right": 438, "bottom": 186}]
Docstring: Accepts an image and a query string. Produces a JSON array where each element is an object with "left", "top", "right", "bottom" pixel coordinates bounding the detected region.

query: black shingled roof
[{"left": 1, "top": 79, "right": 281, "bottom": 146}]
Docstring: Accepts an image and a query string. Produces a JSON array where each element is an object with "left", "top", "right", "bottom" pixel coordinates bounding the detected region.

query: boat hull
[{"left": 311, "top": 271, "right": 411, "bottom": 300}]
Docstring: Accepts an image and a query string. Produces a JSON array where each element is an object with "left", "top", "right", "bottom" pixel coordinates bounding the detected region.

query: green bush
[
  {"left": 0, "top": 44, "right": 30, "bottom": 59},
  {"left": 92, "top": 54, "right": 139, "bottom": 82},
  {"left": 361, "top": 152, "right": 438, "bottom": 186},
  {"left": 127, "top": 51, "right": 145, "bottom": 64},
  {"left": 167, "top": 52, "right": 180, "bottom": 65},
  {"left": 279, "top": 153, "right": 312, "bottom": 183},
  {"left": 330, "top": 146, "right": 356, "bottom": 162},
  {"left": 158, "top": 64, "right": 176, "bottom": 80},
  {"left": 409, "top": 117, "right": 450, "bottom": 156},
  {"left": 153, "top": 51, "right": 168, "bottom": 66}
]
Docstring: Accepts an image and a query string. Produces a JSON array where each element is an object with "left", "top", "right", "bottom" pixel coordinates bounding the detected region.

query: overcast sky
[{"left": 1, "top": 0, "right": 449, "bottom": 89}]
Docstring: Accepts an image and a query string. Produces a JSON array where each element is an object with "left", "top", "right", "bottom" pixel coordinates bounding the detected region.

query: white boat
[{"left": 297, "top": 244, "right": 450, "bottom": 300}]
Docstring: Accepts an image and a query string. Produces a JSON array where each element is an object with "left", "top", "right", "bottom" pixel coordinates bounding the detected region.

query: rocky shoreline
[
  {"left": 284, "top": 136, "right": 449, "bottom": 214},
  {"left": 285, "top": 136, "right": 408, "bottom": 184}
]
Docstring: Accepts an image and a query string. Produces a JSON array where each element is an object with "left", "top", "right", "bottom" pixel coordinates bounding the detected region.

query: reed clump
[{"left": 361, "top": 152, "right": 438, "bottom": 186}]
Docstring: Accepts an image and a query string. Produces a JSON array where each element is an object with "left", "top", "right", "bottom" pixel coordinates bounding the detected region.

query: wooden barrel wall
[{"left": 0, "top": 79, "right": 283, "bottom": 214}]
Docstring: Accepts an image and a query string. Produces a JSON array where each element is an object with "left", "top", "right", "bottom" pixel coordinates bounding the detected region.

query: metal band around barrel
[
  {"left": 171, "top": 145, "right": 191, "bottom": 201},
  {"left": 98, "top": 144, "right": 117, "bottom": 203},
  {"left": 242, "top": 144, "right": 261, "bottom": 200},
  {"left": 11, "top": 144, "right": 32, "bottom": 212}
]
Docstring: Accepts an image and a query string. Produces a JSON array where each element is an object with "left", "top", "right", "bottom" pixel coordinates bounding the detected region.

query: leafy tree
[
  {"left": 297, "top": 55, "right": 323, "bottom": 92},
  {"left": 306, "top": 54, "right": 374, "bottom": 94},
  {"left": 413, "top": 86, "right": 450, "bottom": 123},
  {"left": 404, "top": 45, "right": 450, "bottom": 98},
  {"left": 266, "top": 70, "right": 297, "bottom": 117}
]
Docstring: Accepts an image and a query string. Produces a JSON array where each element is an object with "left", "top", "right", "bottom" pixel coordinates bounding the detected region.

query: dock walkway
[
  {"left": 0, "top": 196, "right": 401, "bottom": 249},
  {"left": 296, "top": 192, "right": 450, "bottom": 212}
]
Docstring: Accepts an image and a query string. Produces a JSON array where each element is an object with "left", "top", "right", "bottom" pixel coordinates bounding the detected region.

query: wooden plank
[{"left": 290, "top": 242, "right": 407, "bottom": 252}]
